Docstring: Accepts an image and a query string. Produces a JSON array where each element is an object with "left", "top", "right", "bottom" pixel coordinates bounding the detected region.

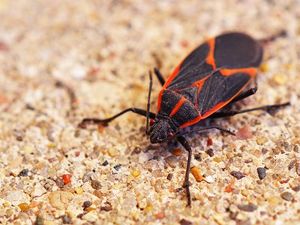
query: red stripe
[
  {"left": 170, "top": 97, "right": 186, "bottom": 117},
  {"left": 205, "top": 38, "right": 216, "bottom": 70},
  {"left": 180, "top": 115, "right": 202, "bottom": 128},
  {"left": 220, "top": 68, "right": 257, "bottom": 77}
]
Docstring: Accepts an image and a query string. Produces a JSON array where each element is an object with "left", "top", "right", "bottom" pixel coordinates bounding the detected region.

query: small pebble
[
  {"left": 101, "top": 201, "right": 112, "bottom": 211},
  {"left": 144, "top": 203, "right": 153, "bottom": 212},
  {"left": 204, "top": 175, "right": 215, "bottom": 183},
  {"left": 236, "top": 125, "right": 253, "bottom": 140},
  {"left": 280, "top": 192, "right": 293, "bottom": 201},
  {"left": 102, "top": 160, "right": 109, "bottom": 166},
  {"left": 108, "top": 148, "right": 118, "bottom": 157},
  {"left": 194, "top": 153, "right": 202, "bottom": 161},
  {"left": 237, "top": 203, "right": 257, "bottom": 212},
  {"left": 257, "top": 167, "right": 267, "bottom": 180},
  {"left": 82, "top": 172, "right": 93, "bottom": 182},
  {"left": 75, "top": 187, "right": 84, "bottom": 195},
  {"left": 213, "top": 157, "right": 222, "bottom": 163},
  {"left": 260, "top": 63, "right": 269, "bottom": 72},
  {"left": 85, "top": 207, "right": 96, "bottom": 212},
  {"left": 91, "top": 180, "right": 101, "bottom": 190},
  {"left": 205, "top": 149, "right": 214, "bottom": 157},
  {"left": 171, "top": 148, "right": 183, "bottom": 156},
  {"left": 93, "top": 190, "right": 103, "bottom": 198},
  {"left": 61, "top": 215, "right": 72, "bottom": 224},
  {"left": 77, "top": 213, "right": 85, "bottom": 219},
  {"left": 224, "top": 180, "right": 235, "bottom": 193},
  {"left": 296, "top": 161, "right": 300, "bottom": 176},
  {"left": 288, "top": 160, "right": 296, "bottom": 170},
  {"left": 35, "top": 216, "right": 44, "bottom": 225},
  {"left": 18, "top": 169, "right": 29, "bottom": 177},
  {"left": 272, "top": 73, "right": 287, "bottom": 85},
  {"left": 291, "top": 185, "right": 300, "bottom": 192},
  {"left": 55, "top": 177, "right": 65, "bottom": 188},
  {"left": 132, "top": 146, "right": 142, "bottom": 154},
  {"left": 83, "top": 200, "right": 92, "bottom": 209},
  {"left": 155, "top": 212, "right": 165, "bottom": 219},
  {"left": 18, "top": 203, "right": 30, "bottom": 211},
  {"left": 48, "top": 191, "right": 74, "bottom": 210},
  {"left": 230, "top": 171, "right": 245, "bottom": 180},
  {"left": 113, "top": 164, "right": 122, "bottom": 171},
  {"left": 261, "top": 148, "right": 268, "bottom": 154},
  {"left": 206, "top": 138, "right": 213, "bottom": 146},
  {"left": 167, "top": 173, "right": 173, "bottom": 181},
  {"left": 191, "top": 166, "right": 204, "bottom": 182},
  {"left": 165, "top": 156, "right": 178, "bottom": 168},
  {"left": 5, "top": 190, "right": 30, "bottom": 205},
  {"left": 131, "top": 169, "right": 141, "bottom": 178},
  {"left": 180, "top": 218, "right": 193, "bottom": 225},
  {"left": 213, "top": 214, "right": 226, "bottom": 225},
  {"left": 256, "top": 136, "right": 268, "bottom": 145},
  {"left": 61, "top": 174, "right": 72, "bottom": 185}
]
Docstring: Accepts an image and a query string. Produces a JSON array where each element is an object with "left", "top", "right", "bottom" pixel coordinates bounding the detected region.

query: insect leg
[
  {"left": 178, "top": 125, "right": 235, "bottom": 137},
  {"left": 177, "top": 136, "right": 192, "bottom": 207},
  {"left": 259, "top": 30, "right": 287, "bottom": 45},
  {"left": 210, "top": 102, "right": 290, "bottom": 119},
  {"left": 79, "top": 108, "right": 156, "bottom": 128},
  {"left": 146, "top": 71, "right": 153, "bottom": 134},
  {"left": 154, "top": 67, "right": 165, "bottom": 86}
]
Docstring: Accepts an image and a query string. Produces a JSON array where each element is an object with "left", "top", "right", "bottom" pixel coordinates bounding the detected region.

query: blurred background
[{"left": 0, "top": 0, "right": 299, "bottom": 224}]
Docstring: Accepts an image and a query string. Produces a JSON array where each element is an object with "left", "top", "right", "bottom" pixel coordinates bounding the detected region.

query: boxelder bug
[{"left": 79, "top": 31, "right": 290, "bottom": 207}]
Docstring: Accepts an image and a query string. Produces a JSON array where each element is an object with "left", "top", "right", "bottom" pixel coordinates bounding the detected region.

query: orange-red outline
[
  {"left": 157, "top": 64, "right": 181, "bottom": 112},
  {"left": 220, "top": 68, "right": 257, "bottom": 77},
  {"left": 179, "top": 67, "right": 256, "bottom": 128},
  {"left": 205, "top": 38, "right": 216, "bottom": 70},
  {"left": 179, "top": 115, "right": 202, "bottom": 128},
  {"left": 169, "top": 97, "right": 186, "bottom": 117}
]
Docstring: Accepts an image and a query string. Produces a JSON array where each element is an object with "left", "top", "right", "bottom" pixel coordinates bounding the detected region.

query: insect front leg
[
  {"left": 177, "top": 136, "right": 193, "bottom": 207},
  {"left": 79, "top": 108, "right": 156, "bottom": 128},
  {"left": 178, "top": 125, "right": 235, "bottom": 136}
]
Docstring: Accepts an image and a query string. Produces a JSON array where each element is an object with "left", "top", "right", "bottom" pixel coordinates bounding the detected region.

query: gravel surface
[{"left": 0, "top": 0, "right": 299, "bottom": 224}]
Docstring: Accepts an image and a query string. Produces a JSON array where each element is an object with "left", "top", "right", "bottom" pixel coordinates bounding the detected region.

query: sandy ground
[{"left": 0, "top": 0, "right": 300, "bottom": 224}]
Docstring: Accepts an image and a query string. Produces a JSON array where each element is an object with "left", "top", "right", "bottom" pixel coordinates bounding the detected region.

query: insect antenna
[{"left": 146, "top": 70, "right": 153, "bottom": 135}]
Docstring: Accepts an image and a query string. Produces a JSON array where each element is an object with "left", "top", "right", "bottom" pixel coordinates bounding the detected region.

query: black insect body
[{"left": 79, "top": 32, "right": 289, "bottom": 206}]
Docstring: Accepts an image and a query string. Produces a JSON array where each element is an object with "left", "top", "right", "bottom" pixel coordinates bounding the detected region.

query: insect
[{"left": 79, "top": 31, "right": 289, "bottom": 207}]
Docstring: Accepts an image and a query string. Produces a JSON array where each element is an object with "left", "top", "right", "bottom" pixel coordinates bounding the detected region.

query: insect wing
[
  {"left": 165, "top": 42, "right": 214, "bottom": 90},
  {"left": 196, "top": 68, "right": 257, "bottom": 119},
  {"left": 164, "top": 32, "right": 263, "bottom": 91}
]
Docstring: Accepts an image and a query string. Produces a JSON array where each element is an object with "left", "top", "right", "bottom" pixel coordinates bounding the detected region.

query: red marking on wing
[
  {"left": 191, "top": 77, "right": 208, "bottom": 88},
  {"left": 200, "top": 71, "right": 255, "bottom": 119},
  {"left": 163, "top": 64, "right": 181, "bottom": 88},
  {"left": 170, "top": 97, "right": 186, "bottom": 117},
  {"left": 157, "top": 65, "right": 181, "bottom": 112},
  {"left": 157, "top": 90, "right": 163, "bottom": 112},
  {"left": 205, "top": 38, "right": 216, "bottom": 70},
  {"left": 193, "top": 76, "right": 210, "bottom": 108},
  {"left": 220, "top": 68, "right": 257, "bottom": 77},
  {"left": 180, "top": 115, "right": 202, "bottom": 128},
  {"left": 180, "top": 68, "right": 256, "bottom": 127}
]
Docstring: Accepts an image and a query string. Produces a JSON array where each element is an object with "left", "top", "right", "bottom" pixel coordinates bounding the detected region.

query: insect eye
[{"left": 150, "top": 119, "right": 155, "bottom": 126}]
